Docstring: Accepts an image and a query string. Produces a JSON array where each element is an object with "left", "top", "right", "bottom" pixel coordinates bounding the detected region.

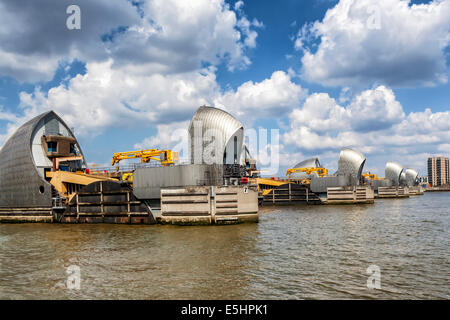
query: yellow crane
[
  {"left": 111, "top": 149, "right": 178, "bottom": 186},
  {"left": 111, "top": 149, "right": 178, "bottom": 166},
  {"left": 286, "top": 167, "right": 328, "bottom": 178},
  {"left": 362, "top": 173, "right": 381, "bottom": 180}
]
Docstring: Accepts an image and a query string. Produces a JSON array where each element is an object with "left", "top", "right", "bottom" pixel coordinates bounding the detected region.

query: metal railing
[
  {"left": 88, "top": 159, "right": 191, "bottom": 174},
  {"left": 52, "top": 197, "right": 67, "bottom": 209}
]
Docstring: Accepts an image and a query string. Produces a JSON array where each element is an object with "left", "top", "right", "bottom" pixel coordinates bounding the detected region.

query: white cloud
[
  {"left": 110, "top": 0, "right": 261, "bottom": 74},
  {"left": 133, "top": 120, "right": 191, "bottom": 162},
  {"left": 0, "top": 0, "right": 140, "bottom": 82},
  {"left": 0, "top": 102, "right": 50, "bottom": 146},
  {"left": 8, "top": 1, "right": 269, "bottom": 140},
  {"left": 284, "top": 88, "right": 447, "bottom": 153},
  {"left": 234, "top": 1, "right": 244, "bottom": 12},
  {"left": 0, "top": 0, "right": 260, "bottom": 82},
  {"left": 78, "top": 69, "right": 304, "bottom": 164},
  {"left": 18, "top": 60, "right": 220, "bottom": 137},
  {"left": 287, "top": 85, "right": 403, "bottom": 136},
  {"left": 214, "top": 70, "right": 307, "bottom": 125},
  {"left": 237, "top": 16, "right": 261, "bottom": 48},
  {"left": 296, "top": 0, "right": 450, "bottom": 87},
  {"left": 134, "top": 121, "right": 189, "bottom": 150},
  {"left": 338, "top": 86, "right": 351, "bottom": 103},
  {"left": 118, "top": 70, "right": 303, "bottom": 166},
  {"left": 1, "top": 0, "right": 266, "bottom": 149},
  {"left": 348, "top": 85, "right": 404, "bottom": 131},
  {"left": 399, "top": 108, "right": 450, "bottom": 135},
  {"left": 438, "top": 143, "right": 450, "bottom": 154},
  {"left": 17, "top": 66, "right": 306, "bottom": 155},
  {"left": 289, "top": 92, "right": 349, "bottom": 133}
]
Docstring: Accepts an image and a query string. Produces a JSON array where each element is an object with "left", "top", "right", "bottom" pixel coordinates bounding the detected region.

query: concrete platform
[
  {"left": 0, "top": 208, "right": 53, "bottom": 223},
  {"left": 323, "top": 186, "right": 374, "bottom": 204},
  {"left": 408, "top": 186, "right": 424, "bottom": 195},
  {"left": 376, "top": 186, "right": 409, "bottom": 198},
  {"left": 159, "top": 185, "right": 258, "bottom": 225}
]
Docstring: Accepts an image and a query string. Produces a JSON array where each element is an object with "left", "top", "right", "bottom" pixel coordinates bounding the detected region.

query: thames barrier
[{"left": 0, "top": 106, "right": 436, "bottom": 226}]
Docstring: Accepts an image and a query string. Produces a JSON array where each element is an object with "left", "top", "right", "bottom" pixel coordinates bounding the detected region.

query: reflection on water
[{"left": 0, "top": 192, "right": 448, "bottom": 299}]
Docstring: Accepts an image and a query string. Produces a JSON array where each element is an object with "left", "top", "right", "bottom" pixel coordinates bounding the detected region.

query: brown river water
[{"left": 0, "top": 192, "right": 448, "bottom": 299}]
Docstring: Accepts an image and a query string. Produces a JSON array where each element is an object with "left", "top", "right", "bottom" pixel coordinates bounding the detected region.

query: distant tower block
[{"left": 427, "top": 156, "right": 450, "bottom": 186}]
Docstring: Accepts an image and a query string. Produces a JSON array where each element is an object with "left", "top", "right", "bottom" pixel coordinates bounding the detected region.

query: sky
[{"left": 0, "top": 0, "right": 449, "bottom": 176}]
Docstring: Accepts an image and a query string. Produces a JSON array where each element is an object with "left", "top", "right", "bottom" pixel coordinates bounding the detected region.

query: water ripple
[{"left": 0, "top": 192, "right": 449, "bottom": 299}]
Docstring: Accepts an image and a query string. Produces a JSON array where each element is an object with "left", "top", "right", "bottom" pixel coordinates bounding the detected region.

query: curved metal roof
[
  {"left": 0, "top": 111, "right": 85, "bottom": 208},
  {"left": 404, "top": 168, "right": 419, "bottom": 186},
  {"left": 399, "top": 171, "right": 407, "bottom": 186},
  {"left": 337, "top": 148, "right": 366, "bottom": 182},
  {"left": 189, "top": 106, "right": 243, "bottom": 164},
  {"left": 293, "top": 157, "right": 321, "bottom": 169},
  {"left": 290, "top": 157, "right": 322, "bottom": 179},
  {"left": 385, "top": 161, "right": 403, "bottom": 186},
  {"left": 189, "top": 106, "right": 243, "bottom": 141}
]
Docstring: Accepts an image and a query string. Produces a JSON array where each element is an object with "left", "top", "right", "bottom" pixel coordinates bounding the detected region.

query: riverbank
[{"left": 426, "top": 186, "right": 450, "bottom": 192}]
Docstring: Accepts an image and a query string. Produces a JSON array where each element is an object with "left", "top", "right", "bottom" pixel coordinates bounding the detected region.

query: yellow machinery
[
  {"left": 249, "top": 177, "right": 291, "bottom": 196},
  {"left": 111, "top": 149, "right": 178, "bottom": 186},
  {"left": 121, "top": 172, "right": 133, "bottom": 184},
  {"left": 286, "top": 167, "right": 328, "bottom": 178},
  {"left": 111, "top": 149, "right": 178, "bottom": 166},
  {"left": 249, "top": 167, "right": 328, "bottom": 199},
  {"left": 362, "top": 173, "right": 382, "bottom": 181},
  {"left": 46, "top": 171, "right": 119, "bottom": 201}
]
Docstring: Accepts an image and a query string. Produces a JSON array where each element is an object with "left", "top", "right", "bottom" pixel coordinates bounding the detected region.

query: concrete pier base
[
  {"left": 408, "top": 186, "right": 424, "bottom": 195},
  {"left": 324, "top": 186, "right": 374, "bottom": 204},
  {"left": 0, "top": 184, "right": 259, "bottom": 226},
  {"left": 376, "top": 186, "right": 409, "bottom": 198},
  {"left": 0, "top": 208, "right": 53, "bottom": 223},
  {"left": 159, "top": 185, "right": 258, "bottom": 225}
]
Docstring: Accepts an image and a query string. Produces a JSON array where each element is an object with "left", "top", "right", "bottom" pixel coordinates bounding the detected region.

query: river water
[{"left": 0, "top": 192, "right": 448, "bottom": 299}]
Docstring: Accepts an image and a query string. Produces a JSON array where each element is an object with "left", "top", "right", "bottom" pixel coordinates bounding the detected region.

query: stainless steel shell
[
  {"left": 337, "top": 148, "right": 366, "bottom": 183},
  {"left": 404, "top": 168, "right": 419, "bottom": 186},
  {"left": 385, "top": 161, "right": 404, "bottom": 186},
  {"left": 0, "top": 111, "right": 85, "bottom": 208},
  {"left": 293, "top": 157, "right": 321, "bottom": 169},
  {"left": 188, "top": 106, "right": 243, "bottom": 164},
  {"left": 290, "top": 157, "right": 322, "bottom": 179}
]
